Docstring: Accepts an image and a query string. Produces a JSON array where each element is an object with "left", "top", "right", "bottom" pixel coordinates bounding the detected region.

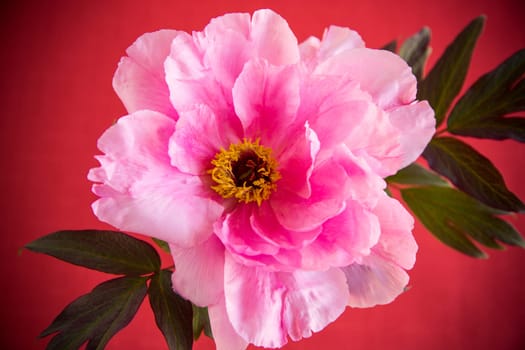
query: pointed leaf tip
[
  {"left": 399, "top": 26, "right": 431, "bottom": 80},
  {"left": 448, "top": 49, "right": 525, "bottom": 141},
  {"left": 25, "top": 230, "right": 161, "bottom": 275},
  {"left": 418, "top": 15, "right": 485, "bottom": 126},
  {"left": 192, "top": 304, "right": 213, "bottom": 340},
  {"left": 402, "top": 186, "right": 524, "bottom": 258},
  {"left": 423, "top": 137, "right": 525, "bottom": 212},
  {"left": 41, "top": 276, "right": 147, "bottom": 350}
]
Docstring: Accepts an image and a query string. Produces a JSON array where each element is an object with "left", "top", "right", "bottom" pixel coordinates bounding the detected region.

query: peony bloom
[{"left": 88, "top": 9, "right": 435, "bottom": 349}]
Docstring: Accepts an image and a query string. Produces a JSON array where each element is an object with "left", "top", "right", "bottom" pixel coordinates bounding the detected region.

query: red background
[{"left": 2, "top": 0, "right": 525, "bottom": 349}]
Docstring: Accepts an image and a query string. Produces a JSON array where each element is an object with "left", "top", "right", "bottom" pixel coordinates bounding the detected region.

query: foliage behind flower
[{"left": 87, "top": 9, "right": 435, "bottom": 349}]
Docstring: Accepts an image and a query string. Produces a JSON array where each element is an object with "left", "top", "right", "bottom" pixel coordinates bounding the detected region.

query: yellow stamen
[{"left": 208, "top": 139, "right": 280, "bottom": 205}]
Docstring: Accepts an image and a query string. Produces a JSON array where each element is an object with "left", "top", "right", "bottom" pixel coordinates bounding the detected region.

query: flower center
[{"left": 209, "top": 139, "right": 280, "bottom": 205}]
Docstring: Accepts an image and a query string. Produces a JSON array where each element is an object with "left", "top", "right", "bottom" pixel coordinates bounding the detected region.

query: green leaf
[
  {"left": 25, "top": 230, "right": 160, "bottom": 275},
  {"left": 381, "top": 40, "right": 397, "bottom": 52},
  {"left": 399, "top": 27, "right": 431, "bottom": 80},
  {"left": 41, "top": 276, "right": 148, "bottom": 350},
  {"left": 448, "top": 49, "right": 525, "bottom": 141},
  {"left": 149, "top": 270, "right": 193, "bottom": 350},
  {"left": 448, "top": 117, "right": 525, "bottom": 142},
  {"left": 152, "top": 237, "right": 171, "bottom": 253},
  {"left": 418, "top": 16, "right": 485, "bottom": 126},
  {"left": 402, "top": 186, "right": 525, "bottom": 257},
  {"left": 387, "top": 163, "right": 449, "bottom": 186},
  {"left": 423, "top": 137, "right": 525, "bottom": 212},
  {"left": 192, "top": 304, "right": 212, "bottom": 340}
]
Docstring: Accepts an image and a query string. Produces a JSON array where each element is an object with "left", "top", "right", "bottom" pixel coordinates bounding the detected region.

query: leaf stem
[{"left": 435, "top": 128, "right": 448, "bottom": 136}]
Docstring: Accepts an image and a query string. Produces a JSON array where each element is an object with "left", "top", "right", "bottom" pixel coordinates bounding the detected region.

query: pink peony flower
[{"left": 88, "top": 9, "right": 435, "bottom": 349}]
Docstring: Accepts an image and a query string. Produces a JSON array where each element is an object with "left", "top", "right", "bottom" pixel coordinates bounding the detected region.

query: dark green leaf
[
  {"left": 152, "top": 237, "right": 171, "bottom": 253},
  {"left": 149, "top": 270, "right": 193, "bottom": 350},
  {"left": 402, "top": 187, "right": 525, "bottom": 257},
  {"left": 448, "top": 49, "right": 525, "bottom": 140},
  {"left": 192, "top": 304, "right": 212, "bottom": 340},
  {"left": 399, "top": 27, "right": 431, "bottom": 80},
  {"left": 418, "top": 16, "right": 485, "bottom": 126},
  {"left": 42, "top": 276, "right": 148, "bottom": 350},
  {"left": 381, "top": 40, "right": 397, "bottom": 52},
  {"left": 448, "top": 117, "right": 525, "bottom": 141},
  {"left": 423, "top": 137, "right": 525, "bottom": 212},
  {"left": 387, "top": 163, "right": 449, "bottom": 186},
  {"left": 25, "top": 230, "right": 160, "bottom": 275}
]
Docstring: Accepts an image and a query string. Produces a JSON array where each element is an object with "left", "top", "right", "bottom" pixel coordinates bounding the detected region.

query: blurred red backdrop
[{"left": 1, "top": 0, "right": 524, "bottom": 349}]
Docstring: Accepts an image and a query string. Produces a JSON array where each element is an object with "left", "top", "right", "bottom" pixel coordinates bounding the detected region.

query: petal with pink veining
[
  {"left": 333, "top": 146, "right": 386, "bottom": 207},
  {"left": 342, "top": 253, "right": 410, "bottom": 308},
  {"left": 318, "top": 25, "right": 365, "bottom": 60},
  {"left": 298, "top": 202, "right": 381, "bottom": 270},
  {"left": 341, "top": 194, "right": 417, "bottom": 307},
  {"left": 388, "top": 101, "right": 435, "bottom": 172},
  {"left": 282, "top": 268, "right": 349, "bottom": 342},
  {"left": 277, "top": 122, "right": 320, "bottom": 199},
  {"left": 270, "top": 159, "right": 349, "bottom": 231},
  {"left": 170, "top": 235, "right": 225, "bottom": 306},
  {"left": 232, "top": 58, "right": 300, "bottom": 149},
  {"left": 251, "top": 9, "right": 300, "bottom": 66},
  {"left": 200, "top": 12, "right": 252, "bottom": 92},
  {"left": 224, "top": 253, "right": 348, "bottom": 347},
  {"left": 371, "top": 194, "right": 418, "bottom": 269},
  {"left": 113, "top": 30, "right": 178, "bottom": 118},
  {"left": 88, "top": 111, "right": 223, "bottom": 247},
  {"left": 344, "top": 104, "right": 404, "bottom": 177},
  {"left": 164, "top": 32, "right": 231, "bottom": 114},
  {"left": 299, "top": 36, "right": 320, "bottom": 67},
  {"left": 208, "top": 298, "right": 249, "bottom": 350},
  {"left": 314, "top": 48, "right": 416, "bottom": 110},
  {"left": 297, "top": 75, "right": 372, "bottom": 152},
  {"left": 251, "top": 202, "right": 322, "bottom": 251},
  {"left": 216, "top": 204, "right": 280, "bottom": 258},
  {"left": 169, "top": 104, "right": 241, "bottom": 175}
]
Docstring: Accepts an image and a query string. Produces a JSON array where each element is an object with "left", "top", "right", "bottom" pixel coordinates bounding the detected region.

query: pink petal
[
  {"left": 371, "top": 194, "right": 417, "bottom": 269},
  {"left": 170, "top": 235, "right": 225, "bottom": 306},
  {"left": 169, "top": 104, "right": 241, "bottom": 175},
  {"left": 204, "top": 12, "right": 251, "bottom": 40},
  {"left": 88, "top": 111, "right": 223, "bottom": 247},
  {"left": 165, "top": 9, "right": 299, "bottom": 115},
  {"left": 208, "top": 298, "right": 249, "bottom": 350},
  {"left": 333, "top": 147, "right": 386, "bottom": 206},
  {"left": 314, "top": 48, "right": 417, "bottom": 110},
  {"left": 298, "top": 202, "right": 381, "bottom": 270},
  {"left": 164, "top": 32, "right": 231, "bottom": 113},
  {"left": 224, "top": 253, "right": 348, "bottom": 347},
  {"left": 251, "top": 9, "right": 300, "bottom": 65},
  {"left": 270, "top": 159, "right": 349, "bottom": 231},
  {"left": 299, "top": 36, "right": 320, "bottom": 67},
  {"left": 318, "top": 25, "right": 365, "bottom": 60},
  {"left": 200, "top": 12, "right": 252, "bottom": 92},
  {"left": 342, "top": 253, "right": 410, "bottom": 308},
  {"left": 297, "top": 75, "right": 372, "bottom": 151},
  {"left": 277, "top": 122, "right": 320, "bottom": 198},
  {"left": 341, "top": 194, "right": 417, "bottom": 308},
  {"left": 345, "top": 105, "right": 405, "bottom": 177},
  {"left": 251, "top": 202, "right": 322, "bottom": 251},
  {"left": 113, "top": 30, "right": 178, "bottom": 118},
  {"left": 216, "top": 204, "right": 280, "bottom": 258},
  {"left": 232, "top": 58, "right": 300, "bottom": 149},
  {"left": 282, "top": 268, "right": 349, "bottom": 342},
  {"left": 165, "top": 31, "right": 206, "bottom": 81},
  {"left": 389, "top": 101, "right": 435, "bottom": 171}
]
